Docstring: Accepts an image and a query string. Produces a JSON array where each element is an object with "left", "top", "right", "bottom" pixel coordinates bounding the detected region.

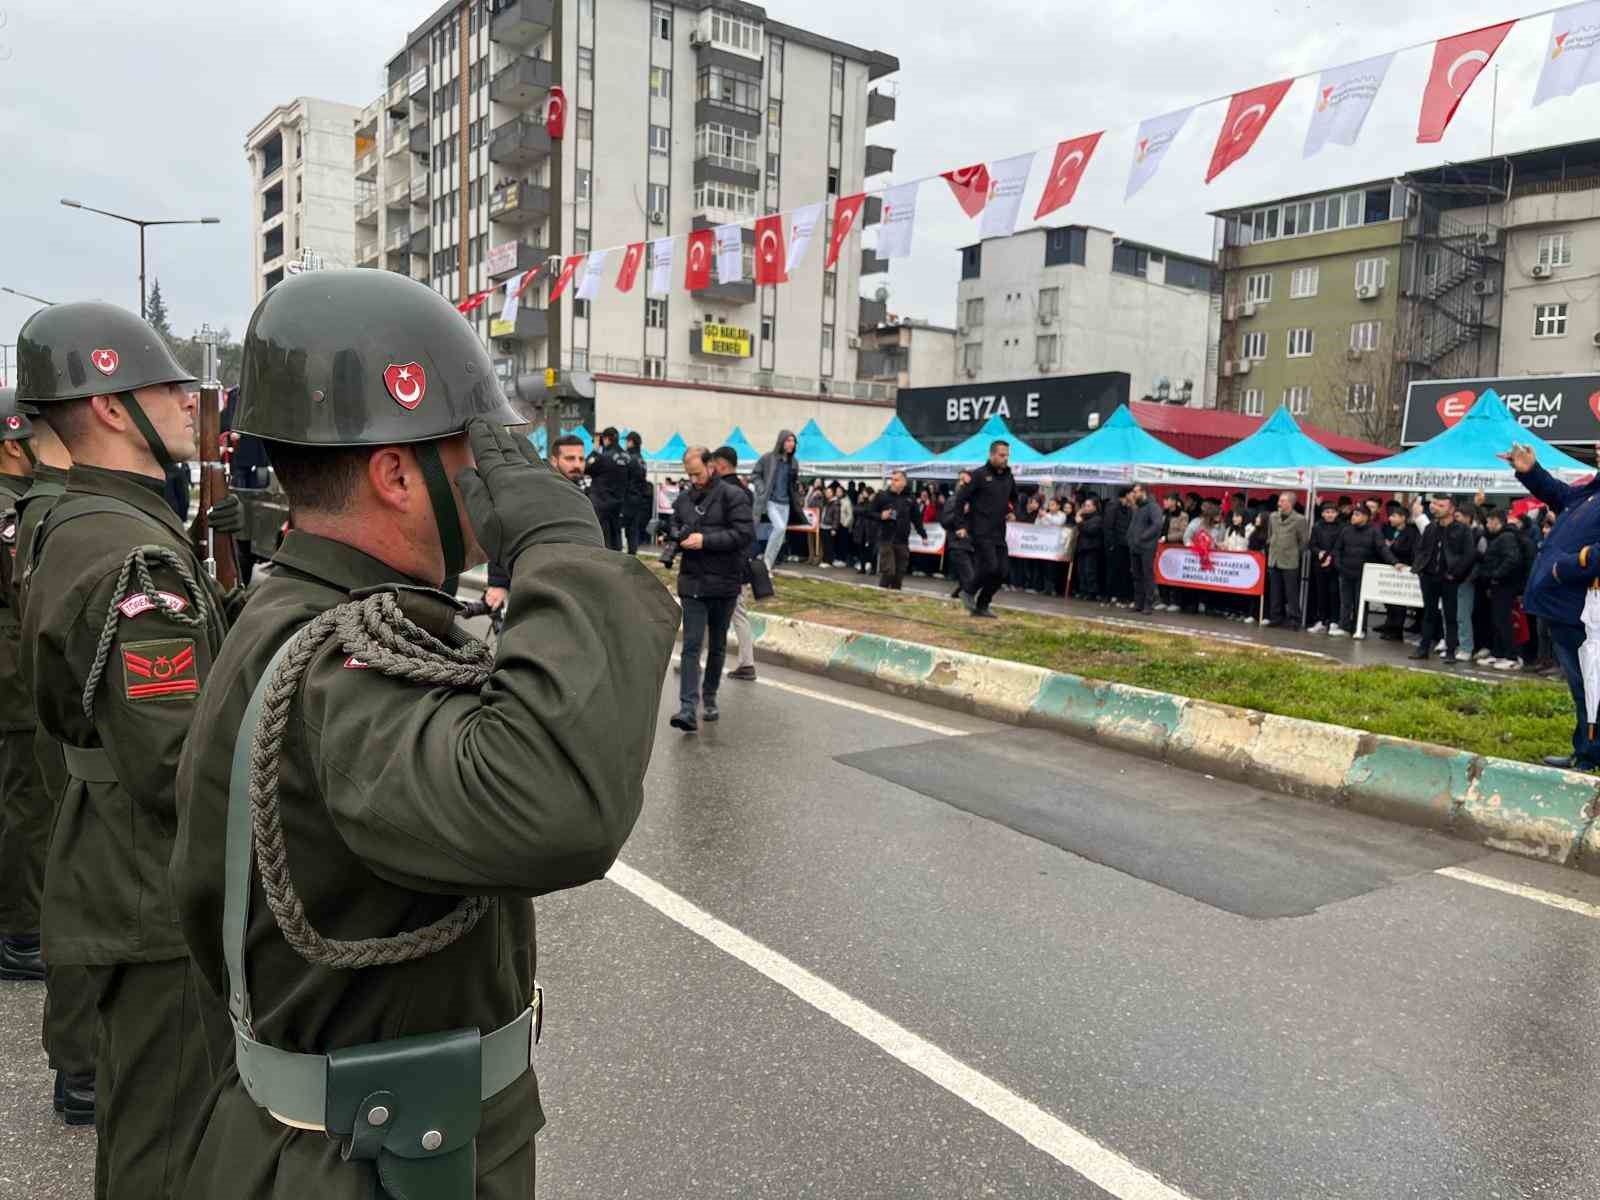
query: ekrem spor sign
[{"left": 1403, "top": 374, "right": 1600, "bottom": 446}]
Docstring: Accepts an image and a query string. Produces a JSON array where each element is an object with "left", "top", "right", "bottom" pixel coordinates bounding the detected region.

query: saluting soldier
[
  {"left": 171, "top": 269, "right": 678, "bottom": 1199},
  {"left": 15, "top": 301, "right": 231, "bottom": 1198}
]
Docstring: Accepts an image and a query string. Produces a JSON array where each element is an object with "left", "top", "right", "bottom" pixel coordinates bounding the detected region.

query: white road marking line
[
  {"left": 606, "top": 860, "right": 1200, "bottom": 1200},
  {"left": 1435, "top": 866, "right": 1600, "bottom": 919}
]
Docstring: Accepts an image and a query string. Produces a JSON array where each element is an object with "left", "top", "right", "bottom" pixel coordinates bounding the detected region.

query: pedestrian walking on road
[
  {"left": 870, "top": 470, "right": 926, "bottom": 591},
  {"left": 711, "top": 445, "right": 761, "bottom": 682},
  {"left": 751, "top": 430, "right": 804, "bottom": 570},
  {"left": 1409, "top": 494, "right": 1475, "bottom": 664},
  {"left": 1264, "top": 491, "right": 1309, "bottom": 628},
  {"left": 954, "top": 441, "right": 1020, "bottom": 618}
]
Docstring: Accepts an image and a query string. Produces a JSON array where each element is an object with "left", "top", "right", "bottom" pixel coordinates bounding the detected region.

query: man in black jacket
[
  {"left": 1480, "top": 508, "right": 1526, "bottom": 668},
  {"left": 1108, "top": 488, "right": 1134, "bottom": 606},
  {"left": 622, "top": 431, "right": 652, "bottom": 554},
  {"left": 585, "top": 426, "right": 629, "bottom": 551},
  {"left": 1409, "top": 494, "right": 1475, "bottom": 664},
  {"left": 668, "top": 446, "right": 754, "bottom": 732},
  {"left": 870, "top": 470, "right": 927, "bottom": 590},
  {"left": 1332, "top": 504, "right": 1397, "bottom": 637},
  {"left": 954, "top": 441, "right": 1020, "bottom": 617},
  {"left": 1126, "top": 483, "right": 1163, "bottom": 615},
  {"left": 1376, "top": 502, "right": 1420, "bottom": 640},
  {"left": 942, "top": 470, "right": 975, "bottom": 599},
  {"left": 1075, "top": 497, "right": 1105, "bottom": 601}
]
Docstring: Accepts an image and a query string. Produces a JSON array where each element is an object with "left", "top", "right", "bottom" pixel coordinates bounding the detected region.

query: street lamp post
[
  {"left": 59, "top": 199, "right": 220, "bottom": 319},
  {"left": 1, "top": 286, "right": 56, "bottom": 307}
]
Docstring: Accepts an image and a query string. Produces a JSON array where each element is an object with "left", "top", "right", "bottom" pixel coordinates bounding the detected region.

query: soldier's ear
[{"left": 366, "top": 446, "right": 414, "bottom": 515}]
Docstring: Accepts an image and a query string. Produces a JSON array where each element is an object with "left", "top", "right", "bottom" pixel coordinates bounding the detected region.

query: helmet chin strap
[
  {"left": 118, "top": 391, "right": 177, "bottom": 475},
  {"left": 18, "top": 440, "right": 36, "bottom": 469},
  {"left": 414, "top": 440, "right": 465, "bottom": 586}
]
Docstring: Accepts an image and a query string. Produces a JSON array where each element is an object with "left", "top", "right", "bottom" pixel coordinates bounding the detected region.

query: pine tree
[{"left": 146, "top": 278, "right": 172, "bottom": 336}]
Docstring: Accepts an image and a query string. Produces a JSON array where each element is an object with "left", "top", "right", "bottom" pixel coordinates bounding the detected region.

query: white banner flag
[
  {"left": 1535, "top": 1, "right": 1600, "bottom": 106},
  {"left": 786, "top": 201, "right": 824, "bottom": 275},
  {"left": 877, "top": 181, "right": 920, "bottom": 260},
  {"left": 1303, "top": 53, "right": 1393, "bottom": 157},
  {"left": 1125, "top": 106, "right": 1193, "bottom": 200},
  {"left": 979, "top": 152, "right": 1036, "bottom": 239},
  {"left": 714, "top": 224, "right": 743, "bottom": 283},
  {"left": 648, "top": 238, "right": 674, "bottom": 296},
  {"left": 575, "top": 249, "right": 609, "bottom": 300},
  {"left": 500, "top": 276, "right": 520, "bottom": 324}
]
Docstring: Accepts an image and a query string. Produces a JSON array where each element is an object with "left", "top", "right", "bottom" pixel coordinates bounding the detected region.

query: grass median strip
[{"left": 650, "top": 565, "right": 1573, "bottom": 765}]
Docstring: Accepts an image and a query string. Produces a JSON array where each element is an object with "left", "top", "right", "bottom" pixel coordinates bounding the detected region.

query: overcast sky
[{"left": 1, "top": 0, "right": 1593, "bottom": 374}]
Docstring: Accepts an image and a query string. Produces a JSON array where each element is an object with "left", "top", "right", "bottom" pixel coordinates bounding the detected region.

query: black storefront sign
[
  {"left": 1403, "top": 374, "right": 1600, "bottom": 446},
  {"left": 896, "top": 372, "right": 1131, "bottom": 454}
]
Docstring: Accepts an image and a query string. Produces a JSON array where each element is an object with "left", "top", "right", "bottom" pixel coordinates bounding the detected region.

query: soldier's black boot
[
  {"left": 0, "top": 934, "right": 45, "bottom": 982},
  {"left": 55, "top": 1071, "right": 95, "bottom": 1126}
]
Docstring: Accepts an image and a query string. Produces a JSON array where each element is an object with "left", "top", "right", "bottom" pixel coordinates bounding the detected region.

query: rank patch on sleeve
[{"left": 122, "top": 639, "right": 200, "bottom": 702}]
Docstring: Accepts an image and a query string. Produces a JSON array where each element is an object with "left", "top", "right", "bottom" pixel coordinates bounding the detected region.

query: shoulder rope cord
[
  {"left": 248, "top": 591, "right": 492, "bottom": 969},
  {"left": 82, "top": 545, "right": 212, "bottom": 720},
  {"left": 118, "top": 391, "right": 177, "bottom": 475}
]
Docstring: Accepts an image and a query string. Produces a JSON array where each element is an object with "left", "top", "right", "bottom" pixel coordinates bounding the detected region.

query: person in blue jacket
[{"left": 1508, "top": 441, "right": 1600, "bottom": 769}]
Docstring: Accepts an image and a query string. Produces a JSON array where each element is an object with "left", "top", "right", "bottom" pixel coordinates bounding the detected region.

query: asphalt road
[{"left": 5, "top": 656, "right": 1600, "bottom": 1198}]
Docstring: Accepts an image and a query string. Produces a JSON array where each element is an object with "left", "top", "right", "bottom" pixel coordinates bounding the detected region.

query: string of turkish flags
[{"left": 536, "top": 3, "right": 1600, "bottom": 304}]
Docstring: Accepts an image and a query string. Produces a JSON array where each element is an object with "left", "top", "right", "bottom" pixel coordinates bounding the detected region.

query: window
[
  {"left": 578, "top": 47, "right": 594, "bottom": 86},
  {"left": 829, "top": 115, "right": 843, "bottom": 145},
  {"left": 831, "top": 58, "right": 845, "bottom": 91},
  {"left": 296, "top": 175, "right": 303, "bottom": 203},
  {"left": 649, "top": 124, "right": 670, "bottom": 156},
  {"left": 1284, "top": 387, "right": 1310, "bottom": 415},
  {"left": 1350, "top": 321, "right": 1380, "bottom": 352},
  {"left": 1044, "top": 227, "right": 1086, "bottom": 267},
  {"left": 1535, "top": 303, "right": 1569, "bottom": 338},
  {"left": 767, "top": 152, "right": 779, "bottom": 177},
  {"left": 709, "top": 10, "right": 762, "bottom": 54},
  {"left": 573, "top": 298, "right": 590, "bottom": 320},
  {"left": 1111, "top": 244, "right": 1148, "bottom": 278},
  {"left": 468, "top": 119, "right": 481, "bottom": 149},
  {"left": 1281, "top": 201, "right": 1312, "bottom": 238},
  {"left": 1422, "top": 250, "right": 1439, "bottom": 278},
  {"left": 822, "top": 272, "right": 836, "bottom": 300},
  {"left": 578, "top": 0, "right": 593, "bottom": 23},
  {"left": 572, "top": 349, "right": 589, "bottom": 370},
  {"left": 960, "top": 244, "right": 982, "bottom": 280},
  {"left": 694, "top": 122, "right": 758, "bottom": 172},
  {"left": 1287, "top": 328, "right": 1314, "bottom": 358},
  {"left": 654, "top": 5, "right": 672, "bottom": 39},
  {"left": 767, "top": 98, "right": 782, "bottom": 128},
  {"left": 692, "top": 180, "right": 756, "bottom": 218},
  {"left": 649, "top": 67, "right": 671, "bottom": 99},
  {"left": 1165, "top": 258, "right": 1211, "bottom": 291},
  {"left": 761, "top": 317, "right": 774, "bottom": 340},
  {"left": 577, "top": 107, "right": 593, "bottom": 141},
  {"left": 643, "top": 356, "right": 666, "bottom": 379},
  {"left": 962, "top": 342, "right": 983, "bottom": 373},
  {"left": 1039, "top": 286, "right": 1060, "bottom": 319},
  {"left": 1355, "top": 256, "right": 1388, "bottom": 292},
  {"left": 1245, "top": 272, "right": 1272, "bottom": 304},
  {"left": 575, "top": 169, "right": 591, "bottom": 201},
  {"left": 645, "top": 298, "right": 666, "bottom": 328},
  {"left": 697, "top": 66, "right": 762, "bottom": 114},
  {"left": 1290, "top": 267, "right": 1319, "bottom": 298},
  {"left": 965, "top": 297, "right": 984, "bottom": 328},
  {"left": 1036, "top": 334, "right": 1059, "bottom": 367},
  {"left": 1538, "top": 234, "right": 1573, "bottom": 268},
  {"left": 1242, "top": 388, "right": 1264, "bottom": 416},
  {"left": 1241, "top": 331, "right": 1267, "bottom": 360},
  {"left": 770, "top": 41, "right": 783, "bottom": 72},
  {"left": 1347, "top": 384, "right": 1376, "bottom": 414},
  {"left": 647, "top": 183, "right": 669, "bottom": 216},
  {"left": 574, "top": 228, "right": 590, "bottom": 253}
]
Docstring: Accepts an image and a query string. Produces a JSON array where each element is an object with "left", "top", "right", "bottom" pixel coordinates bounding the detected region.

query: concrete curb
[{"left": 745, "top": 612, "right": 1600, "bottom": 875}]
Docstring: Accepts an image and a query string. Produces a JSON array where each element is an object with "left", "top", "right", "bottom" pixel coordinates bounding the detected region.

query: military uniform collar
[
  {"left": 0, "top": 472, "right": 29, "bottom": 499},
  {"left": 65, "top": 464, "right": 188, "bottom": 541},
  {"left": 30, "top": 464, "right": 68, "bottom": 487},
  {"left": 271, "top": 529, "right": 430, "bottom": 596}
]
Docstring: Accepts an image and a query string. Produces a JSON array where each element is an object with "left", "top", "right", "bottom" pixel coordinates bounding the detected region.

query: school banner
[
  {"left": 1007, "top": 522, "right": 1073, "bottom": 562},
  {"left": 908, "top": 527, "right": 947, "bottom": 556},
  {"left": 1152, "top": 547, "right": 1266, "bottom": 595}
]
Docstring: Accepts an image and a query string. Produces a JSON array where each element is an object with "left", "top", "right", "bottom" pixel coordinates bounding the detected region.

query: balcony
[
  {"left": 867, "top": 88, "right": 897, "bottom": 127},
  {"left": 385, "top": 224, "right": 412, "bottom": 253},
  {"left": 489, "top": 0, "right": 554, "bottom": 48},
  {"left": 384, "top": 125, "right": 408, "bottom": 158},
  {"left": 355, "top": 150, "right": 378, "bottom": 180},
  {"left": 488, "top": 116, "right": 552, "bottom": 167},
  {"left": 409, "top": 67, "right": 429, "bottom": 97},
  {"left": 355, "top": 194, "right": 379, "bottom": 225},
  {"left": 861, "top": 249, "right": 889, "bottom": 275},
  {"left": 690, "top": 277, "right": 756, "bottom": 305},
  {"left": 356, "top": 239, "right": 380, "bottom": 265},
  {"left": 863, "top": 195, "right": 883, "bottom": 227},
  {"left": 409, "top": 125, "right": 430, "bottom": 156},
  {"left": 356, "top": 99, "right": 380, "bottom": 136},
  {"left": 385, "top": 178, "right": 411, "bottom": 207},
  {"left": 693, "top": 97, "right": 761, "bottom": 134},
  {"left": 410, "top": 174, "right": 429, "bottom": 205},
  {"left": 387, "top": 78, "right": 407, "bottom": 118},
  {"left": 694, "top": 153, "right": 760, "bottom": 190},
  {"left": 865, "top": 144, "right": 896, "bottom": 176},
  {"left": 488, "top": 308, "right": 549, "bottom": 342},
  {"left": 262, "top": 229, "right": 284, "bottom": 264},
  {"left": 409, "top": 227, "right": 429, "bottom": 256},
  {"left": 489, "top": 55, "right": 553, "bottom": 110},
  {"left": 485, "top": 239, "right": 547, "bottom": 279},
  {"left": 488, "top": 180, "right": 550, "bottom": 227}
]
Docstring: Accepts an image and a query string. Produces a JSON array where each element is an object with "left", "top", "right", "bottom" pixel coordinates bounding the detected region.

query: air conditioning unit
[
  {"left": 846, "top": 334, "right": 860, "bottom": 349},
  {"left": 496, "top": 339, "right": 517, "bottom": 353},
  {"left": 688, "top": 30, "right": 707, "bottom": 46},
  {"left": 649, "top": 210, "right": 667, "bottom": 226},
  {"left": 1475, "top": 230, "right": 1500, "bottom": 249},
  {"left": 1356, "top": 283, "right": 1379, "bottom": 300},
  {"left": 1347, "top": 347, "right": 1365, "bottom": 360},
  {"left": 1234, "top": 359, "right": 1252, "bottom": 376},
  {"left": 1592, "top": 330, "right": 1600, "bottom": 348},
  {"left": 1039, "top": 312, "right": 1057, "bottom": 326},
  {"left": 1532, "top": 263, "right": 1553, "bottom": 279},
  {"left": 1472, "top": 279, "right": 1496, "bottom": 296},
  {"left": 1241, "top": 301, "right": 1258, "bottom": 317}
]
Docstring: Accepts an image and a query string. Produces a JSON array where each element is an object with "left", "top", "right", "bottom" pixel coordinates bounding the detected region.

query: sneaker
[
  {"left": 1436, "top": 647, "right": 1449, "bottom": 659},
  {"left": 1442, "top": 651, "right": 1459, "bottom": 665},
  {"left": 1243, "top": 617, "right": 1257, "bottom": 626},
  {"left": 972, "top": 608, "right": 998, "bottom": 620},
  {"left": 819, "top": 563, "right": 832, "bottom": 570},
  {"left": 669, "top": 707, "right": 699, "bottom": 733},
  {"left": 1352, "top": 631, "right": 1366, "bottom": 641},
  {"left": 1544, "top": 754, "right": 1575, "bottom": 769},
  {"left": 1472, "top": 648, "right": 1492, "bottom": 662},
  {"left": 1493, "top": 658, "right": 1518, "bottom": 671},
  {"left": 833, "top": 560, "right": 848, "bottom": 568},
  {"left": 701, "top": 699, "right": 720, "bottom": 722},
  {"left": 1328, "top": 627, "right": 1347, "bottom": 638},
  {"left": 729, "top": 665, "right": 757, "bottom": 682},
  {"left": 1308, "top": 622, "right": 1326, "bottom": 634}
]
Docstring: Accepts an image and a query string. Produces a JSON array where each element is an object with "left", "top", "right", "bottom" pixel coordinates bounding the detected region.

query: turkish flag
[
  {"left": 685, "top": 229, "right": 714, "bottom": 290},
  {"left": 512, "top": 265, "right": 541, "bottom": 299},
  {"left": 549, "top": 254, "right": 583, "bottom": 302},
  {"left": 1034, "top": 132, "right": 1102, "bottom": 220},
  {"left": 1417, "top": 22, "right": 1514, "bottom": 143},
  {"left": 824, "top": 193, "right": 866, "bottom": 270},
  {"left": 1205, "top": 79, "right": 1294, "bottom": 183},
  {"left": 616, "top": 242, "right": 646, "bottom": 293},
  {"left": 753, "top": 215, "right": 788, "bottom": 285},
  {"left": 941, "top": 165, "right": 991, "bottom": 218},
  {"left": 457, "top": 289, "right": 493, "bottom": 313},
  {"left": 546, "top": 85, "right": 567, "bottom": 140}
]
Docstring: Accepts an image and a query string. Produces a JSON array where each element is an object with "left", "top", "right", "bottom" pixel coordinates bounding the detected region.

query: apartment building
[
  {"left": 354, "top": 0, "right": 899, "bottom": 449},
  {"left": 245, "top": 97, "right": 360, "bottom": 307},
  {"left": 857, "top": 313, "right": 957, "bottom": 388},
  {"left": 953, "top": 226, "right": 1214, "bottom": 402}
]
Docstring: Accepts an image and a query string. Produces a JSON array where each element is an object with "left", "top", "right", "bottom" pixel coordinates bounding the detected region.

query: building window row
[
  {"left": 1536, "top": 233, "right": 1573, "bottom": 268},
  {"left": 1228, "top": 184, "right": 1407, "bottom": 246},
  {"left": 1535, "top": 302, "right": 1569, "bottom": 338},
  {"left": 693, "top": 179, "right": 757, "bottom": 219},
  {"left": 695, "top": 122, "right": 758, "bottom": 172},
  {"left": 1242, "top": 257, "right": 1386, "bottom": 307},
  {"left": 697, "top": 65, "right": 760, "bottom": 113},
  {"left": 710, "top": 10, "right": 763, "bottom": 54}
]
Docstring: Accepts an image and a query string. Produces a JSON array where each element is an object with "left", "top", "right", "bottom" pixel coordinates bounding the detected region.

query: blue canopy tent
[
  {"left": 528, "top": 424, "right": 593, "bottom": 456},
  {"left": 912, "top": 414, "right": 1046, "bottom": 479},
  {"left": 645, "top": 432, "right": 688, "bottom": 463},
  {"left": 806, "top": 415, "right": 935, "bottom": 479},
  {"left": 1314, "top": 389, "right": 1595, "bottom": 490},
  {"left": 1017, "top": 405, "right": 1199, "bottom": 484},
  {"left": 793, "top": 418, "right": 846, "bottom": 466},
  {"left": 1137, "top": 406, "right": 1347, "bottom": 488},
  {"left": 722, "top": 426, "right": 763, "bottom": 468}
]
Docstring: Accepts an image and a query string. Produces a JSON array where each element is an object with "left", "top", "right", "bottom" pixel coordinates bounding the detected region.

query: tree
[
  {"left": 146, "top": 278, "right": 172, "bottom": 337},
  {"left": 1316, "top": 323, "right": 1413, "bottom": 450}
]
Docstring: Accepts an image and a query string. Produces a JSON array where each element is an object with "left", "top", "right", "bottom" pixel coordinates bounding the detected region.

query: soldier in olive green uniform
[
  {"left": 171, "top": 270, "right": 678, "bottom": 1199},
  {"left": 16, "top": 301, "right": 230, "bottom": 1198}
]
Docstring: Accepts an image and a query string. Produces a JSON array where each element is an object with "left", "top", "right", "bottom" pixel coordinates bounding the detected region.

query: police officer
[
  {"left": 953, "top": 440, "right": 1020, "bottom": 618},
  {"left": 585, "top": 425, "right": 628, "bottom": 550},
  {"left": 16, "top": 300, "right": 232, "bottom": 1197},
  {"left": 622, "top": 431, "right": 652, "bottom": 554},
  {"left": 170, "top": 270, "right": 678, "bottom": 1199}
]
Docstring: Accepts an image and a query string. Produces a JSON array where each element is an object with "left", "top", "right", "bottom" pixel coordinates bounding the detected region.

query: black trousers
[
  {"left": 1131, "top": 548, "right": 1156, "bottom": 612},
  {"left": 1267, "top": 567, "right": 1301, "bottom": 626},
  {"left": 1309, "top": 566, "right": 1339, "bottom": 627},
  {"left": 1418, "top": 576, "right": 1459, "bottom": 652},
  {"left": 973, "top": 539, "right": 1009, "bottom": 610},
  {"left": 623, "top": 507, "right": 649, "bottom": 555},
  {"left": 1337, "top": 574, "right": 1363, "bottom": 632},
  {"left": 948, "top": 546, "right": 976, "bottom": 595},
  {"left": 1108, "top": 545, "right": 1133, "bottom": 601},
  {"left": 878, "top": 543, "right": 910, "bottom": 589},
  {"left": 680, "top": 594, "right": 737, "bottom": 708},
  {"left": 593, "top": 503, "right": 624, "bottom": 552},
  {"left": 1076, "top": 549, "right": 1103, "bottom": 599},
  {"left": 1489, "top": 584, "right": 1518, "bottom": 660}
]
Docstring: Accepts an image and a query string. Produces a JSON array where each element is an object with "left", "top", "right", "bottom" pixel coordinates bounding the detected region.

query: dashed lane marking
[{"left": 1435, "top": 866, "right": 1600, "bottom": 920}]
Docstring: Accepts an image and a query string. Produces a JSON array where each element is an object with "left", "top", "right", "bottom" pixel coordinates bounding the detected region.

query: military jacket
[
  {"left": 12, "top": 464, "right": 69, "bottom": 807},
  {"left": 0, "top": 473, "right": 32, "bottom": 732}
]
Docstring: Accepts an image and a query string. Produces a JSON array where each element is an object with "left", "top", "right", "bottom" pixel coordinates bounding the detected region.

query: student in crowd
[
  {"left": 1307, "top": 499, "right": 1342, "bottom": 634},
  {"left": 1480, "top": 508, "right": 1528, "bottom": 671},
  {"left": 1331, "top": 502, "right": 1397, "bottom": 638},
  {"left": 1075, "top": 496, "right": 1105, "bottom": 602}
]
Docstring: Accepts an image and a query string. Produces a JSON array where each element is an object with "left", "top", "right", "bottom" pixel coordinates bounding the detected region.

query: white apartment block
[
  {"left": 245, "top": 97, "right": 360, "bottom": 308},
  {"left": 354, "top": 0, "right": 898, "bottom": 449},
  {"left": 1494, "top": 182, "right": 1600, "bottom": 376},
  {"left": 954, "top": 226, "right": 1215, "bottom": 401}
]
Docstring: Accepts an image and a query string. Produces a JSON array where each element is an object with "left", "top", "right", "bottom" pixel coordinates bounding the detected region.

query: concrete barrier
[{"left": 743, "top": 612, "right": 1600, "bottom": 876}]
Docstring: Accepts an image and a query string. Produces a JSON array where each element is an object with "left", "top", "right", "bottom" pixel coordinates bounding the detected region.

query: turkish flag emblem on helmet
[
  {"left": 384, "top": 362, "right": 427, "bottom": 410},
  {"left": 91, "top": 348, "right": 120, "bottom": 376}
]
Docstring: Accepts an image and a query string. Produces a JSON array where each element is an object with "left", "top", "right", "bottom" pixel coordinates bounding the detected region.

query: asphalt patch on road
[{"left": 836, "top": 729, "right": 1475, "bottom": 919}]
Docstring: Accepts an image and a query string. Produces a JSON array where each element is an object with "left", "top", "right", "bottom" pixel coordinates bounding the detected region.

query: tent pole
[{"left": 1299, "top": 477, "right": 1318, "bottom": 630}]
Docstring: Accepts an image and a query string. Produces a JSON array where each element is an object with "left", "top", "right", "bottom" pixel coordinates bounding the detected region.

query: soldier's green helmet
[
  {"left": 15, "top": 301, "right": 195, "bottom": 404},
  {"left": 0, "top": 389, "right": 33, "bottom": 442}
]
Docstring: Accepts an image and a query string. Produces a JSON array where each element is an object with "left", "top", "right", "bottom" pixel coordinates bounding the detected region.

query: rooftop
[{"left": 960, "top": 225, "right": 1213, "bottom": 268}]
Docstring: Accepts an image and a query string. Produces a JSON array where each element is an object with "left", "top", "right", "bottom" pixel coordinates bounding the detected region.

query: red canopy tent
[{"left": 1129, "top": 401, "right": 1392, "bottom": 463}]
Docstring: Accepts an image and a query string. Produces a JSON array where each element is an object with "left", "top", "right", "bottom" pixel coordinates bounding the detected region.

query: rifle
[{"left": 191, "top": 379, "right": 240, "bottom": 591}]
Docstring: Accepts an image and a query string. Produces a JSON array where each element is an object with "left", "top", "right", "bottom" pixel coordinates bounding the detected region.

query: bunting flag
[
  {"left": 786, "top": 201, "right": 824, "bottom": 275},
  {"left": 1534, "top": 2, "right": 1600, "bottom": 107},
  {"left": 714, "top": 225, "right": 743, "bottom": 283},
  {"left": 1205, "top": 79, "right": 1294, "bottom": 183},
  {"left": 754, "top": 215, "right": 788, "bottom": 285},
  {"left": 685, "top": 229, "right": 714, "bottom": 290},
  {"left": 979, "top": 152, "right": 1035, "bottom": 239},
  {"left": 1417, "top": 22, "right": 1514, "bottom": 143},
  {"left": 458, "top": 288, "right": 493, "bottom": 314},
  {"left": 877, "top": 181, "right": 920, "bottom": 259},
  {"left": 549, "top": 255, "right": 583, "bottom": 302},
  {"left": 500, "top": 265, "right": 540, "bottom": 323},
  {"left": 1304, "top": 53, "right": 1393, "bottom": 158},
  {"left": 1035, "top": 132, "right": 1101, "bottom": 220},
  {"left": 941, "top": 165, "right": 991, "bottom": 218},
  {"left": 546, "top": 85, "right": 567, "bottom": 140},
  {"left": 1125, "top": 107, "right": 1192, "bottom": 199},
  {"left": 616, "top": 242, "right": 645, "bottom": 293},
  {"left": 576, "top": 250, "right": 609, "bottom": 300},
  {"left": 824, "top": 193, "right": 866, "bottom": 270},
  {"left": 648, "top": 238, "right": 674, "bottom": 296}
]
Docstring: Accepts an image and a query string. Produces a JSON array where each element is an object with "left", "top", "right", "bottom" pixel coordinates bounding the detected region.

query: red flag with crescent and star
[
  {"left": 754, "top": 215, "right": 788, "bottom": 285},
  {"left": 456, "top": 289, "right": 493, "bottom": 314},
  {"left": 941, "top": 165, "right": 991, "bottom": 218},
  {"left": 383, "top": 362, "right": 427, "bottom": 410},
  {"left": 824, "top": 193, "right": 866, "bottom": 270},
  {"left": 1034, "top": 132, "right": 1102, "bottom": 220},
  {"left": 1417, "top": 22, "right": 1514, "bottom": 143},
  {"left": 549, "top": 255, "right": 584, "bottom": 302},
  {"left": 545, "top": 85, "right": 568, "bottom": 140},
  {"left": 685, "top": 229, "right": 715, "bottom": 290},
  {"left": 616, "top": 242, "right": 646, "bottom": 293},
  {"left": 512, "top": 264, "right": 541, "bottom": 299},
  {"left": 1205, "top": 79, "right": 1294, "bottom": 183}
]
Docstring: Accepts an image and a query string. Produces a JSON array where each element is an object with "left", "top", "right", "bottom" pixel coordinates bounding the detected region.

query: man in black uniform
[
  {"left": 622, "top": 431, "right": 652, "bottom": 554},
  {"left": 869, "top": 470, "right": 926, "bottom": 590},
  {"left": 585, "top": 426, "right": 628, "bottom": 550},
  {"left": 942, "top": 469, "right": 975, "bottom": 599},
  {"left": 954, "top": 440, "right": 1020, "bottom": 618}
]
